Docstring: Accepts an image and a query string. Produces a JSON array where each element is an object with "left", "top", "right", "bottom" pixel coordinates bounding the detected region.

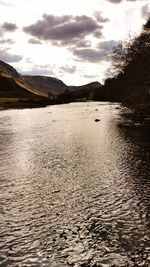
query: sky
[{"left": 0, "top": 0, "right": 149, "bottom": 85}]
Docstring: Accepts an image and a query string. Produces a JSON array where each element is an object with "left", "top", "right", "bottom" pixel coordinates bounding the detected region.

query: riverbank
[
  {"left": 0, "top": 97, "right": 53, "bottom": 110},
  {"left": 116, "top": 101, "right": 150, "bottom": 132}
]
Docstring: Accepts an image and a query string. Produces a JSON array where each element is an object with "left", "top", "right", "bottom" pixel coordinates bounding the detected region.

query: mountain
[
  {"left": 0, "top": 60, "right": 101, "bottom": 97},
  {"left": 69, "top": 81, "right": 101, "bottom": 91},
  {"left": 0, "top": 60, "right": 102, "bottom": 108},
  {"left": 22, "top": 75, "right": 68, "bottom": 96},
  {"left": 0, "top": 60, "right": 19, "bottom": 78},
  {"left": 22, "top": 77, "right": 101, "bottom": 96},
  {"left": 0, "top": 60, "right": 47, "bottom": 98}
]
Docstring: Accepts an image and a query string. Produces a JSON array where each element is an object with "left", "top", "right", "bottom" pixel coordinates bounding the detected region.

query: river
[{"left": 0, "top": 102, "right": 150, "bottom": 267}]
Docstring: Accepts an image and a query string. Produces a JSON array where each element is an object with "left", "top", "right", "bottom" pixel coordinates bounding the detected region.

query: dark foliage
[
  {"left": 94, "top": 18, "right": 150, "bottom": 114},
  {"left": 0, "top": 76, "right": 36, "bottom": 98}
]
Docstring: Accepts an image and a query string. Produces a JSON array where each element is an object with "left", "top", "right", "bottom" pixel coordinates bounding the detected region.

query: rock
[
  {"left": 52, "top": 189, "right": 61, "bottom": 194},
  {"left": 95, "top": 119, "right": 100, "bottom": 122}
]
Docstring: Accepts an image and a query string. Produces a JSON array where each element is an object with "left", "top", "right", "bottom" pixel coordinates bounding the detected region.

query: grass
[{"left": 0, "top": 98, "right": 26, "bottom": 103}]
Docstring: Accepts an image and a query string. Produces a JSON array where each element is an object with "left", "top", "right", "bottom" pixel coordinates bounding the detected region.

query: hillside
[
  {"left": 0, "top": 60, "right": 47, "bottom": 98},
  {"left": 22, "top": 75, "right": 68, "bottom": 96},
  {"left": 0, "top": 60, "right": 19, "bottom": 78},
  {"left": 0, "top": 60, "right": 102, "bottom": 108}
]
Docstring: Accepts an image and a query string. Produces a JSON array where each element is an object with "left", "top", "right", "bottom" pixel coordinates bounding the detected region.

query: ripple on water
[{"left": 0, "top": 102, "right": 150, "bottom": 266}]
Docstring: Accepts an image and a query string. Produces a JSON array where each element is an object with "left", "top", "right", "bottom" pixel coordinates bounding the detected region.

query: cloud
[
  {"left": 75, "top": 40, "right": 91, "bottom": 48},
  {"left": 97, "top": 40, "right": 119, "bottom": 52},
  {"left": 72, "top": 40, "right": 119, "bottom": 63},
  {"left": 60, "top": 65, "right": 76, "bottom": 74},
  {"left": 0, "top": 28, "right": 3, "bottom": 37},
  {"left": 23, "top": 62, "right": 55, "bottom": 76},
  {"left": 94, "top": 12, "right": 109, "bottom": 23},
  {"left": 106, "top": 0, "right": 141, "bottom": 3},
  {"left": 106, "top": 0, "right": 122, "bottom": 3},
  {"left": 23, "top": 14, "right": 108, "bottom": 46},
  {"left": 72, "top": 48, "right": 110, "bottom": 63},
  {"left": 23, "top": 68, "right": 53, "bottom": 76},
  {"left": 93, "top": 30, "right": 103, "bottom": 38},
  {"left": 2, "top": 22, "right": 17, "bottom": 32},
  {"left": 0, "top": 38, "right": 15, "bottom": 44},
  {"left": 0, "top": 1, "right": 13, "bottom": 6},
  {"left": 28, "top": 38, "right": 42, "bottom": 44},
  {"left": 84, "top": 74, "right": 98, "bottom": 79},
  {"left": 0, "top": 48, "right": 23, "bottom": 63},
  {"left": 0, "top": 23, "right": 17, "bottom": 38},
  {"left": 141, "top": 4, "right": 150, "bottom": 19}
]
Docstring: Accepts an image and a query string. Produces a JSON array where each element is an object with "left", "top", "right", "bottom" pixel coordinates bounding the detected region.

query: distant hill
[
  {"left": 69, "top": 81, "right": 100, "bottom": 91},
  {"left": 22, "top": 75, "right": 68, "bottom": 96},
  {"left": 0, "top": 60, "right": 101, "bottom": 100},
  {"left": 22, "top": 76, "right": 101, "bottom": 96}
]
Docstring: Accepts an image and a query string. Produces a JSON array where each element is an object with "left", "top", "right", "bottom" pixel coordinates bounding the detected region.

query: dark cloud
[
  {"left": 23, "top": 14, "right": 108, "bottom": 46},
  {"left": 28, "top": 38, "right": 42, "bottom": 44},
  {"left": 93, "top": 29, "right": 103, "bottom": 38},
  {"left": 60, "top": 65, "right": 76, "bottom": 74},
  {"left": 2, "top": 22, "right": 17, "bottom": 32},
  {"left": 73, "top": 48, "right": 110, "bottom": 63},
  {"left": 0, "top": 38, "right": 15, "bottom": 44},
  {"left": 141, "top": 4, "right": 150, "bottom": 19},
  {"left": 97, "top": 40, "right": 119, "bottom": 52},
  {"left": 0, "top": 22, "right": 17, "bottom": 39},
  {"left": 72, "top": 40, "right": 119, "bottom": 63},
  {"left": 0, "top": 48, "right": 23, "bottom": 63}
]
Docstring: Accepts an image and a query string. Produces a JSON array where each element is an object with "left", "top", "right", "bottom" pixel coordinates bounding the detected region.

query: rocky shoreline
[{"left": 117, "top": 104, "right": 150, "bottom": 132}]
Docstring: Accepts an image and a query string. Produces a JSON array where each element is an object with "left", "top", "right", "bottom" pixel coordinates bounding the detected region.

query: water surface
[{"left": 0, "top": 102, "right": 150, "bottom": 267}]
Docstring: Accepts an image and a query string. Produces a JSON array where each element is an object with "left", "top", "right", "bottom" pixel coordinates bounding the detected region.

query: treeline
[
  {"left": 93, "top": 18, "right": 150, "bottom": 113},
  {"left": 54, "top": 87, "right": 97, "bottom": 104}
]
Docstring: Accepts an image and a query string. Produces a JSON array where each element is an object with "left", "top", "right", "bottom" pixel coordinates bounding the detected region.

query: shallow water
[{"left": 0, "top": 102, "right": 150, "bottom": 267}]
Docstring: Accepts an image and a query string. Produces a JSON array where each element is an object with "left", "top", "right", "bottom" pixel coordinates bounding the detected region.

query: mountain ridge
[{"left": 0, "top": 60, "right": 101, "bottom": 99}]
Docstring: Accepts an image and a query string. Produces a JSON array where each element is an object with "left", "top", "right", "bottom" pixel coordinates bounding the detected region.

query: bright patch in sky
[{"left": 0, "top": 0, "right": 149, "bottom": 85}]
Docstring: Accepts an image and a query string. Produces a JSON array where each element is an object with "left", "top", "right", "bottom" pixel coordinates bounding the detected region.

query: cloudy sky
[{"left": 0, "top": 0, "right": 149, "bottom": 85}]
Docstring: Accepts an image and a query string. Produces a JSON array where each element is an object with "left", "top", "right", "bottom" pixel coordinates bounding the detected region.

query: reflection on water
[{"left": 0, "top": 102, "right": 150, "bottom": 267}]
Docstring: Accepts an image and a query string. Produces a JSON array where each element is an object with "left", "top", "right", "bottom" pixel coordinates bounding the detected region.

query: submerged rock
[{"left": 95, "top": 119, "right": 100, "bottom": 122}]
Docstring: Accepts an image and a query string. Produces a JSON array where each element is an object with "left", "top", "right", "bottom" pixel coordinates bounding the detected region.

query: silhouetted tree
[{"left": 110, "top": 17, "right": 150, "bottom": 80}]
